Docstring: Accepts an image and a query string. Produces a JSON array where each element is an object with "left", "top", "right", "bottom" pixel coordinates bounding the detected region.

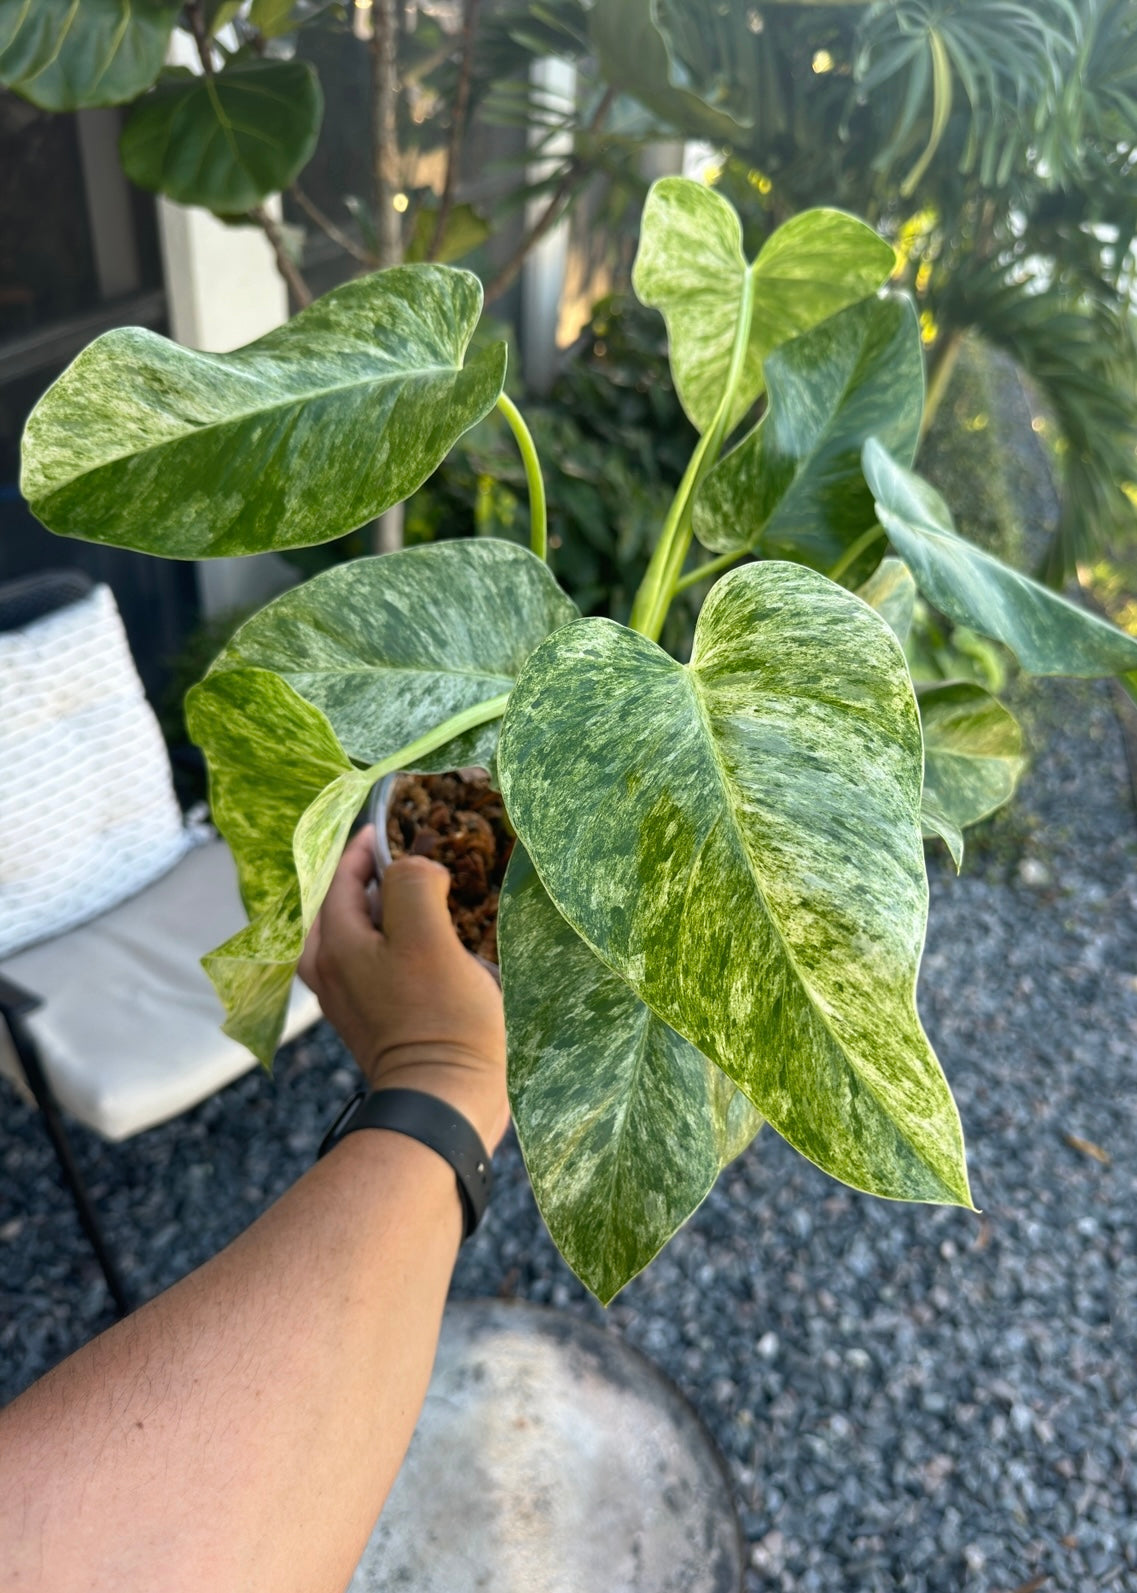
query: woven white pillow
[{"left": 0, "top": 583, "right": 192, "bottom": 959}]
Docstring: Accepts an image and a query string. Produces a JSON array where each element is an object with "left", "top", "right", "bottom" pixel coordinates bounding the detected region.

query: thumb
[{"left": 380, "top": 855, "right": 455, "bottom": 951}]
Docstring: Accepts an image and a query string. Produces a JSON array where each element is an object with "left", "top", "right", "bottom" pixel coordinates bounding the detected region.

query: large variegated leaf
[
  {"left": 863, "top": 439, "right": 1137, "bottom": 677},
  {"left": 186, "top": 667, "right": 370, "bottom": 1060},
  {"left": 498, "top": 562, "right": 971, "bottom": 1207},
  {"left": 0, "top": 0, "right": 178, "bottom": 111},
  {"left": 919, "top": 681, "right": 1026, "bottom": 868},
  {"left": 632, "top": 178, "right": 895, "bottom": 434},
  {"left": 693, "top": 296, "right": 923, "bottom": 563},
  {"left": 498, "top": 846, "right": 762, "bottom": 1303},
  {"left": 120, "top": 60, "right": 323, "bottom": 213},
  {"left": 186, "top": 667, "right": 353, "bottom": 917},
  {"left": 21, "top": 267, "right": 506, "bottom": 558},
  {"left": 857, "top": 557, "right": 918, "bottom": 645},
  {"left": 209, "top": 540, "right": 579, "bottom": 766}
]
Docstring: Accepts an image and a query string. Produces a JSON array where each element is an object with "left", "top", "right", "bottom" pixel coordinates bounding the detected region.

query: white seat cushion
[
  {"left": 0, "top": 839, "right": 320, "bottom": 1141},
  {"left": 0, "top": 584, "right": 192, "bottom": 959}
]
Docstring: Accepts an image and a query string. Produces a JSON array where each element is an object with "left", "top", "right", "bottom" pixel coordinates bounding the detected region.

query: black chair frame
[{"left": 0, "top": 571, "right": 133, "bottom": 1316}]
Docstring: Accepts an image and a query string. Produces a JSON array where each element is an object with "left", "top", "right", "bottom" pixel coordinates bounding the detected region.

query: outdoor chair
[{"left": 0, "top": 571, "right": 319, "bottom": 1315}]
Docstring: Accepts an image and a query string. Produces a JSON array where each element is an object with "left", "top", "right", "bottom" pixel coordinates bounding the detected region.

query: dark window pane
[{"left": 0, "top": 92, "right": 99, "bottom": 338}]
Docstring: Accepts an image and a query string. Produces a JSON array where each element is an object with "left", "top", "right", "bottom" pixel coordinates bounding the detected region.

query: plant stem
[
  {"left": 673, "top": 549, "right": 747, "bottom": 595},
  {"left": 370, "top": 0, "right": 403, "bottom": 270},
  {"left": 363, "top": 693, "right": 512, "bottom": 783},
  {"left": 829, "top": 524, "right": 885, "bottom": 585},
  {"left": 185, "top": 0, "right": 216, "bottom": 75},
  {"left": 250, "top": 205, "right": 313, "bottom": 308},
  {"left": 290, "top": 185, "right": 377, "bottom": 269},
  {"left": 629, "top": 268, "right": 757, "bottom": 642},
  {"left": 497, "top": 393, "right": 548, "bottom": 561},
  {"left": 483, "top": 87, "right": 615, "bottom": 306},
  {"left": 427, "top": 0, "right": 480, "bottom": 262}
]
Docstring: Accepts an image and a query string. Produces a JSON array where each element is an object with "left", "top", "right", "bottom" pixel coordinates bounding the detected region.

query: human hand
[{"left": 298, "top": 825, "right": 509, "bottom": 1152}]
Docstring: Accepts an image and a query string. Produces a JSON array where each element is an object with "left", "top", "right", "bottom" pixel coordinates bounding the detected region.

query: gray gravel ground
[{"left": 2, "top": 670, "right": 1134, "bottom": 1593}]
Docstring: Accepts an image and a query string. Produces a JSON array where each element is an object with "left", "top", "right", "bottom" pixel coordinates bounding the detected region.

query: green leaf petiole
[
  {"left": 673, "top": 548, "right": 747, "bottom": 596},
  {"left": 629, "top": 266, "right": 757, "bottom": 641},
  {"left": 497, "top": 392, "right": 548, "bottom": 562},
  {"left": 829, "top": 524, "right": 886, "bottom": 586},
  {"left": 358, "top": 692, "right": 512, "bottom": 786}
]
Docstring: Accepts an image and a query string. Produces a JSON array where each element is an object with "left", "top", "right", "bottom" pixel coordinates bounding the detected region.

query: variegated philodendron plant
[{"left": 21, "top": 179, "right": 1137, "bottom": 1301}]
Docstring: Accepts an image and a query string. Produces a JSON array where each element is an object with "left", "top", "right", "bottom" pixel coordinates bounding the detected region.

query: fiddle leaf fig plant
[{"left": 21, "top": 177, "right": 1137, "bottom": 1302}]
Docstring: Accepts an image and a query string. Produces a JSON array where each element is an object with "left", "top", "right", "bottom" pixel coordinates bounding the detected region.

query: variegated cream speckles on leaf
[
  {"left": 857, "top": 557, "right": 918, "bottom": 645},
  {"left": 120, "top": 60, "right": 323, "bottom": 213},
  {"left": 498, "top": 846, "right": 763, "bottom": 1303},
  {"left": 864, "top": 439, "right": 1137, "bottom": 677},
  {"left": 208, "top": 540, "right": 579, "bottom": 766},
  {"left": 21, "top": 266, "right": 506, "bottom": 558},
  {"left": 186, "top": 668, "right": 368, "bottom": 1061},
  {"left": 693, "top": 295, "right": 924, "bottom": 565},
  {"left": 186, "top": 667, "right": 353, "bottom": 919},
  {"left": 0, "top": 0, "right": 178, "bottom": 111},
  {"left": 918, "top": 681, "right": 1026, "bottom": 869},
  {"left": 498, "top": 562, "right": 972, "bottom": 1207},
  {"left": 204, "top": 758, "right": 367, "bottom": 1065},
  {"left": 632, "top": 178, "right": 896, "bottom": 434}
]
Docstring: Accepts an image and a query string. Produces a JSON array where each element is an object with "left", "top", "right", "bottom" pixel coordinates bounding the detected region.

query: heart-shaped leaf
[
  {"left": 120, "top": 60, "right": 323, "bottom": 213},
  {"left": 919, "top": 681, "right": 1026, "bottom": 868},
  {"left": 208, "top": 540, "right": 579, "bottom": 766},
  {"left": 857, "top": 556, "right": 918, "bottom": 645},
  {"left": 498, "top": 845, "right": 762, "bottom": 1303},
  {"left": 21, "top": 266, "right": 506, "bottom": 558},
  {"left": 498, "top": 562, "right": 971, "bottom": 1208},
  {"left": 693, "top": 295, "right": 923, "bottom": 562},
  {"left": 187, "top": 667, "right": 369, "bottom": 1060},
  {"left": 0, "top": 0, "right": 178, "bottom": 110},
  {"left": 863, "top": 439, "right": 1137, "bottom": 677},
  {"left": 633, "top": 178, "right": 896, "bottom": 434}
]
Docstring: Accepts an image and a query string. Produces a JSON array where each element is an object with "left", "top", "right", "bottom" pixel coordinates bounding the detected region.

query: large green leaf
[
  {"left": 186, "top": 667, "right": 370, "bottom": 1060},
  {"left": 632, "top": 178, "right": 896, "bottom": 434},
  {"left": 0, "top": 0, "right": 178, "bottom": 110},
  {"left": 499, "top": 845, "right": 762, "bottom": 1303},
  {"left": 858, "top": 556, "right": 918, "bottom": 645},
  {"left": 498, "top": 562, "right": 971, "bottom": 1208},
  {"left": 208, "top": 540, "right": 579, "bottom": 766},
  {"left": 863, "top": 439, "right": 1137, "bottom": 677},
  {"left": 693, "top": 295, "right": 924, "bottom": 563},
  {"left": 21, "top": 266, "right": 506, "bottom": 558},
  {"left": 119, "top": 60, "right": 323, "bottom": 213},
  {"left": 589, "top": 0, "right": 752, "bottom": 147},
  {"left": 918, "top": 681, "right": 1026, "bottom": 868}
]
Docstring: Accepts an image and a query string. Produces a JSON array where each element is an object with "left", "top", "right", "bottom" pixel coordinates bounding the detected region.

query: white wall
[
  {"left": 521, "top": 58, "right": 577, "bottom": 394},
  {"left": 157, "top": 24, "right": 298, "bottom": 619}
]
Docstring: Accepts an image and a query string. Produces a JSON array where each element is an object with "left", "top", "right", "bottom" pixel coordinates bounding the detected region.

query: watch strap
[{"left": 318, "top": 1087, "right": 492, "bottom": 1239}]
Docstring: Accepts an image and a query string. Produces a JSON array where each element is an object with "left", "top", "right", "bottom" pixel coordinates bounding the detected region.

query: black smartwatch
[{"left": 318, "top": 1087, "right": 492, "bottom": 1239}]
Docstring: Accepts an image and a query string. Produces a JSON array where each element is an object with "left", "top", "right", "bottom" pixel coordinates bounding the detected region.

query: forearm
[{"left": 0, "top": 1131, "right": 462, "bottom": 1593}]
